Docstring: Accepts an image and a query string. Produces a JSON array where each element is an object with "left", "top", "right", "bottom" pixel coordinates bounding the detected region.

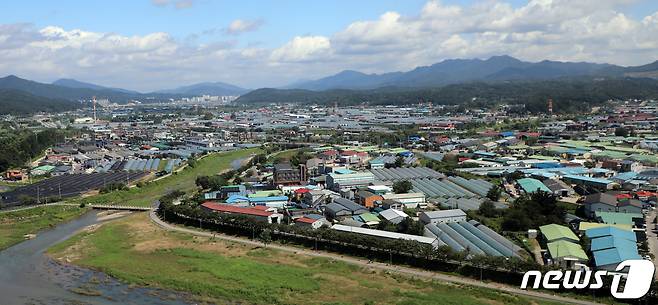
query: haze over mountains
[
  {"left": 288, "top": 55, "right": 658, "bottom": 91},
  {"left": 2, "top": 55, "right": 658, "bottom": 114}
]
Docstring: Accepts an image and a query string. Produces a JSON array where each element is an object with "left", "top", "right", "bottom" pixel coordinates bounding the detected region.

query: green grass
[
  {"left": 71, "top": 148, "right": 262, "bottom": 207},
  {"left": 0, "top": 205, "right": 88, "bottom": 250},
  {"left": 48, "top": 214, "right": 567, "bottom": 305}
]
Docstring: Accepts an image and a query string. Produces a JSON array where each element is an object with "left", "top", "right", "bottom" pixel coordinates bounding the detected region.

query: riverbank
[
  {"left": 48, "top": 212, "right": 565, "bottom": 305},
  {"left": 0, "top": 204, "right": 89, "bottom": 250}
]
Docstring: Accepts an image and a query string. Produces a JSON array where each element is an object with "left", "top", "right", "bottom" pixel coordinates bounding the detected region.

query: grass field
[
  {"left": 71, "top": 148, "right": 262, "bottom": 207},
  {"left": 49, "top": 213, "right": 562, "bottom": 305},
  {"left": 0, "top": 205, "right": 88, "bottom": 250}
]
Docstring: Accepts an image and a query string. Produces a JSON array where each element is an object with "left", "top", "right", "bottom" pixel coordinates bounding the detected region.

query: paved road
[
  {"left": 148, "top": 210, "right": 601, "bottom": 305},
  {"left": 646, "top": 208, "right": 658, "bottom": 280}
]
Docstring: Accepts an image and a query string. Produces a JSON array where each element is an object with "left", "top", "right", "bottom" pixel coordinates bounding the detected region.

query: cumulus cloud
[
  {"left": 1, "top": 0, "right": 658, "bottom": 90},
  {"left": 223, "top": 19, "right": 264, "bottom": 35},
  {"left": 270, "top": 36, "right": 332, "bottom": 62}
]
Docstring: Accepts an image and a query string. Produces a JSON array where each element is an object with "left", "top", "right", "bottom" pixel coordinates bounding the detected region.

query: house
[
  {"left": 201, "top": 202, "right": 282, "bottom": 224},
  {"left": 295, "top": 215, "right": 329, "bottom": 229},
  {"left": 539, "top": 224, "right": 579, "bottom": 243},
  {"left": 545, "top": 240, "right": 588, "bottom": 270},
  {"left": 379, "top": 208, "right": 408, "bottom": 224},
  {"left": 543, "top": 179, "right": 575, "bottom": 197},
  {"left": 583, "top": 193, "right": 643, "bottom": 218},
  {"left": 324, "top": 197, "right": 368, "bottom": 219},
  {"left": 354, "top": 190, "right": 382, "bottom": 208},
  {"left": 419, "top": 209, "right": 466, "bottom": 225},
  {"left": 517, "top": 178, "right": 551, "bottom": 194},
  {"left": 586, "top": 226, "right": 641, "bottom": 271},
  {"left": 583, "top": 193, "right": 619, "bottom": 218}
]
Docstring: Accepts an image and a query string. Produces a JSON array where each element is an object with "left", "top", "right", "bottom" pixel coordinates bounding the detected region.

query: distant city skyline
[{"left": 1, "top": 0, "right": 658, "bottom": 91}]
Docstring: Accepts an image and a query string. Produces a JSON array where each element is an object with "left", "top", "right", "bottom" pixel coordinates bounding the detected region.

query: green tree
[
  {"left": 486, "top": 185, "right": 502, "bottom": 201},
  {"left": 478, "top": 200, "right": 498, "bottom": 218},
  {"left": 258, "top": 229, "right": 272, "bottom": 247},
  {"left": 392, "top": 180, "right": 413, "bottom": 194},
  {"left": 615, "top": 127, "right": 628, "bottom": 137}
]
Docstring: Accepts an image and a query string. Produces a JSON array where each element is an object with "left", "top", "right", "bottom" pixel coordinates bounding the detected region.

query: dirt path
[{"left": 148, "top": 209, "right": 601, "bottom": 305}]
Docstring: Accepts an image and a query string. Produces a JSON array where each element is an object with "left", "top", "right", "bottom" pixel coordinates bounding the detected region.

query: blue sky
[{"left": 1, "top": 0, "right": 658, "bottom": 91}]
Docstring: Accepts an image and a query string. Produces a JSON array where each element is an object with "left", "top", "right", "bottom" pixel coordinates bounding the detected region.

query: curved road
[{"left": 148, "top": 209, "right": 601, "bottom": 305}]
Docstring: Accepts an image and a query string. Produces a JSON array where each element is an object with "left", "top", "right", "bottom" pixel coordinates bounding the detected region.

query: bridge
[{"left": 89, "top": 204, "right": 152, "bottom": 211}]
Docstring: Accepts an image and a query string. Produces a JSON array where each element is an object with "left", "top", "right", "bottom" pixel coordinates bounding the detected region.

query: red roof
[
  {"left": 615, "top": 193, "right": 632, "bottom": 199},
  {"left": 322, "top": 150, "right": 338, "bottom": 156},
  {"left": 356, "top": 152, "right": 368, "bottom": 157},
  {"left": 295, "top": 217, "right": 317, "bottom": 224},
  {"left": 201, "top": 202, "right": 273, "bottom": 217},
  {"left": 294, "top": 188, "right": 310, "bottom": 194},
  {"left": 340, "top": 150, "right": 357, "bottom": 156},
  {"left": 636, "top": 191, "right": 657, "bottom": 197}
]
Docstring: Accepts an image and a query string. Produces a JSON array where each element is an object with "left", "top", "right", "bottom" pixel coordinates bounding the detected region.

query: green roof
[
  {"left": 359, "top": 212, "right": 380, "bottom": 223},
  {"left": 539, "top": 224, "right": 579, "bottom": 243},
  {"left": 547, "top": 240, "right": 588, "bottom": 260},
  {"left": 33, "top": 165, "right": 55, "bottom": 171},
  {"left": 518, "top": 178, "right": 551, "bottom": 193},
  {"left": 596, "top": 212, "right": 643, "bottom": 225},
  {"left": 248, "top": 190, "right": 283, "bottom": 198}
]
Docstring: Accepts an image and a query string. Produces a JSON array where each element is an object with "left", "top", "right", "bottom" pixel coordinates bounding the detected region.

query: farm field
[
  {"left": 70, "top": 148, "right": 262, "bottom": 207},
  {"left": 0, "top": 205, "right": 88, "bottom": 250},
  {"left": 49, "top": 213, "right": 563, "bottom": 305}
]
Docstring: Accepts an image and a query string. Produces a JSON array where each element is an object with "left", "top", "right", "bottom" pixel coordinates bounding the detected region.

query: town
[{"left": 2, "top": 97, "right": 657, "bottom": 304}]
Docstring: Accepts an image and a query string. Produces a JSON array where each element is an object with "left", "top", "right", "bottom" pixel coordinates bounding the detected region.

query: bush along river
[{"left": 0, "top": 210, "right": 192, "bottom": 305}]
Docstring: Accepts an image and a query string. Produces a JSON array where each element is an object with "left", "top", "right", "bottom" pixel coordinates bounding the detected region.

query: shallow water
[{"left": 0, "top": 211, "right": 192, "bottom": 305}]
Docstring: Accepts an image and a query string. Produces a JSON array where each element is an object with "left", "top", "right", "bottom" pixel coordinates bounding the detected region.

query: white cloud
[
  {"left": 270, "top": 36, "right": 332, "bottom": 62},
  {"left": 1, "top": 0, "right": 658, "bottom": 90},
  {"left": 223, "top": 19, "right": 264, "bottom": 35}
]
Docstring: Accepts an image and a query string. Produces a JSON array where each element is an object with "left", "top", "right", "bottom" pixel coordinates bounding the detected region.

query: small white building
[
  {"left": 419, "top": 209, "right": 467, "bottom": 225},
  {"left": 381, "top": 192, "right": 426, "bottom": 208},
  {"left": 379, "top": 208, "right": 408, "bottom": 224}
]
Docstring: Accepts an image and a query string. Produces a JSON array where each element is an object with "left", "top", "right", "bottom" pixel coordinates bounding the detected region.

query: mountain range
[
  {"left": 288, "top": 55, "right": 658, "bottom": 90},
  {"left": 3, "top": 55, "right": 658, "bottom": 114}
]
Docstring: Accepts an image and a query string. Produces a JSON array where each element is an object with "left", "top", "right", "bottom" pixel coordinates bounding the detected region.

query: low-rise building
[{"left": 419, "top": 209, "right": 466, "bottom": 225}]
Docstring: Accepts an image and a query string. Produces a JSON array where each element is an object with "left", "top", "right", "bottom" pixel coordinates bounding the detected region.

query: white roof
[
  {"left": 331, "top": 224, "right": 436, "bottom": 245},
  {"left": 381, "top": 192, "right": 426, "bottom": 200},
  {"left": 421, "top": 209, "right": 466, "bottom": 219},
  {"left": 379, "top": 208, "right": 408, "bottom": 221},
  {"left": 367, "top": 185, "right": 391, "bottom": 191}
]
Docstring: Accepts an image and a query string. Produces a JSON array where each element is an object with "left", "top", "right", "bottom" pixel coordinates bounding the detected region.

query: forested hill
[
  {"left": 0, "top": 89, "right": 82, "bottom": 115},
  {"left": 236, "top": 77, "right": 658, "bottom": 113}
]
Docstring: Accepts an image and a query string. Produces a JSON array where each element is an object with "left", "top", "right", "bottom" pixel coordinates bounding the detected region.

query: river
[{"left": 0, "top": 211, "right": 192, "bottom": 305}]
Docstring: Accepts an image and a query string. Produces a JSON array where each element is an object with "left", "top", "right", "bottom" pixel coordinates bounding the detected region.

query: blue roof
[
  {"left": 532, "top": 162, "right": 563, "bottom": 169},
  {"left": 334, "top": 168, "right": 355, "bottom": 175},
  {"left": 586, "top": 226, "right": 636, "bottom": 242},
  {"left": 563, "top": 174, "right": 613, "bottom": 185},
  {"left": 592, "top": 247, "right": 641, "bottom": 267},
  {"left": 248, "top": 196, "right": 289, "bottom": 203},
  {"left": 226, "top": 195, "right": 249, "bottom": 203},
  {"left": 611, "top": 172, "right": 638, "bottom": 182},
  {"left": 590, "top": 236, "right": 637, "bottom": 252},
  {"left": 500, "top": 131, "right": 515, "bottom": 137}
]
